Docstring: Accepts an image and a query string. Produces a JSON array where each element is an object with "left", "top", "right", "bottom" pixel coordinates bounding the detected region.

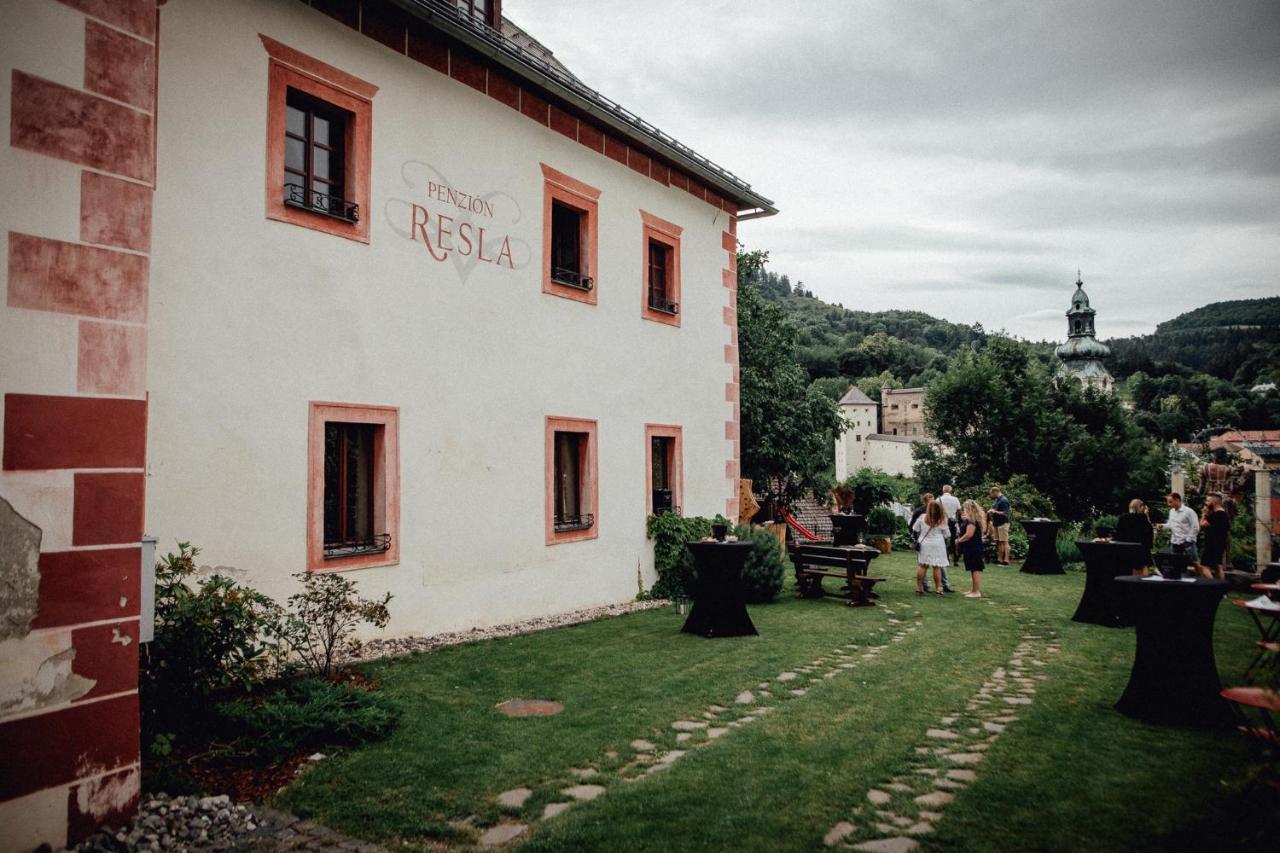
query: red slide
[{"left": 782, "top": 510, "right": 823, "bottom": 541}]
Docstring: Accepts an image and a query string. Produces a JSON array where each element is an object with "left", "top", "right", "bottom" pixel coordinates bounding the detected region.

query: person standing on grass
[
  {"left": 1199, "top": 493, "right": 1230, "bottom": 581},
  {"left": 940, "top": 485, "right": 962, "bottom": 566},
  {"left": 1115, "top": 499, "right": 1154, "bottom": 575},
  {"left": 911, "top": 493, "right": 954, "bottom": 593},
  {"left": 989, "top": 486, "right": 1012, "bottom": 565},
  {"left": 1160, "top": 492, "right": 1202, "bottom": 575},
  {"left": 955, "top": 500, "right": 987, "bottom": 597},
  {"left": 913, "top": 499, "right": 951, "bottom": 596}
]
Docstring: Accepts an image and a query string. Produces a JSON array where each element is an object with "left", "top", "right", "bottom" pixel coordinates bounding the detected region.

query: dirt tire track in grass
[
  {"left": 822, "top": 621, "right": 1061, "bottom": 851},
  {"left": 478, "top": 610, "right": 924, "bottom": 848}
]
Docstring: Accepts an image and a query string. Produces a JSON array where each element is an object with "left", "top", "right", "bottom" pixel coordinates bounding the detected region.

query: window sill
[
  {"left": 548, "top": 515, "right": 598, "bottom": 545},
  {"left": 285, "top": 197, "right": 360, "bottom": 225},
  {"left": 323, "top": 533, "right": 391, "bottom": 560},
  {"left": 647, "top": 297, "right": 679, "bottom": 316}
]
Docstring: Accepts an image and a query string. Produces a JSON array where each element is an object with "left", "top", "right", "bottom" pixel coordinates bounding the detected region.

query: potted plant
[{"left": 864, "top": 506, "right": 898, "bottom": 554}]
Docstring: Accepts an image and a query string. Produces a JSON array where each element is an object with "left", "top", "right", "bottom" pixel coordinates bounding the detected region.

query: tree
[
  {"left": 914, "top": 336, "right": 1167, "bottom": 521},
  {"left": 737, "top": 248, "right": 843, "bottom": 512}
]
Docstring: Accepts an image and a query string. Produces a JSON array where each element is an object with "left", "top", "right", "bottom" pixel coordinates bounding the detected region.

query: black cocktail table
[
  {"left": 1021, "top": 519, "right": 1064, "bottom": 575},
  {"left": 830, "top": 513, "right": 865, "bottom": 547},
  {"left": 681, "top": 541, "right": 758, "bottom": 638},
  {"left": 1114, "top": 576, "right": 1230, "bottom": 726},
  {"left": 1073, "top": 540, "right": 1146, "bottom": 627}
]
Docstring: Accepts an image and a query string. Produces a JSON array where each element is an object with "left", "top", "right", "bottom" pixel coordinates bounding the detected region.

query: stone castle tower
[{"left": 1054, "top": 272, "right": 1113, "bottom": 393}]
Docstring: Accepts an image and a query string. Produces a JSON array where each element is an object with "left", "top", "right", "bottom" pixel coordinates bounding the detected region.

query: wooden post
[{"left": 1256, "top": 469, "right": 1272, "bottom": 573}]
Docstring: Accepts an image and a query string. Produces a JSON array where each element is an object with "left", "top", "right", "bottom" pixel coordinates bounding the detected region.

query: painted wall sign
[{"left": 385, "top": 161, "right": 530, "bottom": 284}]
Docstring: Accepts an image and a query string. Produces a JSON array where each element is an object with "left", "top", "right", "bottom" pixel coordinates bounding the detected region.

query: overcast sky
[{"left": 512, "top": 0, "right": 1280, "bottom": 341}]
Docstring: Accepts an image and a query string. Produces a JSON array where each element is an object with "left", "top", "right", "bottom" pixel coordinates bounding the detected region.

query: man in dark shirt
[
  {"left": 989, "top": 487, "right": 1011, "bottom": 565},
  {"left": 1199, "top": 493, "right": 1230, "bottom": 580}
]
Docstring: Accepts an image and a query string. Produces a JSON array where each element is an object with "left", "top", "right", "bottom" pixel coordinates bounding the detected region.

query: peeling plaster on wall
[
  {"left": 0, "top": 496, "right": 43, "bottom": 641},
  {"left": 0, "top": 635, "right": 95, "bottom": 717},
  {"left": 75, "top": 766, "right": 140, "bottom": 820}
]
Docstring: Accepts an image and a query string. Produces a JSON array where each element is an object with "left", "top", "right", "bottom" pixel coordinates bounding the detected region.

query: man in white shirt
[
  {"left": 940, "top": 485, "right": 962, "bottom": 566},
  {"left": 1161, "top": 492, "right": 1201, "bottom": 568}
]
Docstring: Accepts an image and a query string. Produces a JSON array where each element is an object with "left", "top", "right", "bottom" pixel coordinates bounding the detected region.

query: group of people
[
  {"left": 1115, "top": 491, "right": 1233, "bottom": 579},
  {"left": 909, "top": 485, "right": 1012, "bottom": 599}
]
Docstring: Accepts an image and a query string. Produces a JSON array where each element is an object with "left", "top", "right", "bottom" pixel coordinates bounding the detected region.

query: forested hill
[
  {"left": 743, "top": 263, "right": 1280, "bottom": 437},
  {"left": 1107, "top": 296, "right": 1280, "bottom": 385}
]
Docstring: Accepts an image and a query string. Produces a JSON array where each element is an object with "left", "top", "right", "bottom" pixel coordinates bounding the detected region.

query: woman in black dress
[
  {"left": 1114, "top": 498, "right": 1154, "bottom": 576},
  {"left": 955, "top": 500, "right": 987, "bottom": 598}
]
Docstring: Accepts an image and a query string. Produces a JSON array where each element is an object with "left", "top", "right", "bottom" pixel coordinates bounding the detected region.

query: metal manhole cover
[{"left": 496, "top": 699, "right": 564, "bottom": 717}]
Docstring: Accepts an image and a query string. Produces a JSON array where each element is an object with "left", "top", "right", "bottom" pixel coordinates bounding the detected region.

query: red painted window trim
[
  {"left": 541, "top": 163, "right": 601, "bottom": 305},
  {"left": 307, "top": 402, "right": 400, "bottom": 572},
  {"left": 545, "top": 416, "right": 599, "bottom": 545},
  {"left": 262, "top": 35, "right": 375, "bottom": 243},
  {"left": 645, "top": 424, "right": 683, "bottom": 516},
  {"left": 640, "top": 210, "right": 682, "bottom": 327}
]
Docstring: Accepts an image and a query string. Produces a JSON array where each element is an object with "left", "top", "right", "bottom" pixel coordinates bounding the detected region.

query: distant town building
[
  {"left": 833, "top": 385, "right": 933, "bottom": 479},
  {"left": 881, "top": 385, "right": 928, "bottom": 436},
  {"left": 834, "top": 386, "right": 877, "bottom": 480},
  {"left": 1054, "top": 273, "right": 1114, "bottom": 393}
]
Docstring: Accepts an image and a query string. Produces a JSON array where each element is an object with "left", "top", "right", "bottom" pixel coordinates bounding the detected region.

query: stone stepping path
[
  {"left": 471, "top": 614, "right": 922, "bottom": 846},
  {"left": 822, "top": 623, "right": 1059, "bottom": 850}
]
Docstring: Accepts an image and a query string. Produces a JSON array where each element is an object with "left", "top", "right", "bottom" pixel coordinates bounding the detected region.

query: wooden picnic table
[{"left": 789, "top": 542, "right": 884, "bottom": 607}]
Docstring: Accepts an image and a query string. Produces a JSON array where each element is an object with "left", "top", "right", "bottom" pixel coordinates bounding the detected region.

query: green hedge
[{"left": 646, "top": 513, "right": 784, "bottom": 603}]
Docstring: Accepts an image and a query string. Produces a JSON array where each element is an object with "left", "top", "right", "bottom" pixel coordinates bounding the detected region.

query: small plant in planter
[{"left": 864, "top": 506, "right": 899, "bottom": 553}]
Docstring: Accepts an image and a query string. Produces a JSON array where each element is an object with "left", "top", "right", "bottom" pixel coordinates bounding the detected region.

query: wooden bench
[{"left": 789, "top": 543, "right": 884, "bottom": 607}]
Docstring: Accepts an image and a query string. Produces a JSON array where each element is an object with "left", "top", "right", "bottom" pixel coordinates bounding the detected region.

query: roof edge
[{"left": 389, "top": 0, "right": 777, "bottom": 216}]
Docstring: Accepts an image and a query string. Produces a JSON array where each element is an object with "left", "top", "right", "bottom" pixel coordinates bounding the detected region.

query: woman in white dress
[{"left": 913, "top": 499, "right": 951, "bottom": 596}]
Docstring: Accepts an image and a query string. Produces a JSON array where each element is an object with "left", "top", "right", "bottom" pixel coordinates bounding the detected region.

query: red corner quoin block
[
  {"left": 71, "top": 620, "right": 140, "bottom": 701},
  {"left": 73, "top": 472, "right": 145, "bottom": 546},
  {"left": 10, "top": 71, "right": 153, "bottom": 182},
  {"left": 0, "top": 692, "right": 139, "bottom": 801},
  {"left": 32, "top": 547, "right": 141, "bottom": 630},
  {"left": 3, "top": 394, "right": 146, "bottom": 470}
]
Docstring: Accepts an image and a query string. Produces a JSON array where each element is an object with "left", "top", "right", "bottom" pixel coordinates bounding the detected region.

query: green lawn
[{"left": 276, "top": 553, "right": 1274, "bottom": 851}]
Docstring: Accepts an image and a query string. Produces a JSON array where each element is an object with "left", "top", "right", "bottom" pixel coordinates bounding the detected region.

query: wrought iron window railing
[
  {"left": 554, "top": 513, "right": 595, "bottom": 532},
  {"left": 551, "top": 268, "right": 594, "bottom": 291},
  {"left": 323, "top": 533, "right": 391, "bottom": 559},
  {"left": 648, "top": 293, "right": 679, "bottom": 315},
  {"left": 285, "top": 183, "right": 360, "bottom": 223}
]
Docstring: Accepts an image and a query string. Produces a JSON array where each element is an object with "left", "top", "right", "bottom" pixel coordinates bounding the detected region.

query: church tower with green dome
[{"left": 1054, "top": 272, "right": 1114, "bottom": 393}]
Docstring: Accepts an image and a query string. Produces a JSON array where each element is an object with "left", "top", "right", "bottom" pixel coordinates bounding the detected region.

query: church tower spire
[{"left": 1054, "top": 271, "right": 1114, "bottom": 393}]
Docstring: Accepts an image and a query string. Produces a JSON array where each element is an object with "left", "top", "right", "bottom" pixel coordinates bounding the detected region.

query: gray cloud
[{"left": 514, "top": 0, "right": 1280, "bottom": 338}]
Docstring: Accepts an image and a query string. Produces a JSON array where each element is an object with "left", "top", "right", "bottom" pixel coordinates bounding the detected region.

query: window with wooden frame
[
  {"left": 284, "top": 89, "right": 354, "bottom": 222},
  {"left": 645, "top": 424, "right": 683, "bottom": 517},
  {"left": 546, "top": 416, "right": 598, "bottom": 544},
  {"left": 541, "top": 164, "right": 600, "bottom": 305},
  {"left": 308, "top": 402, "right": 399, "bottom": 571},
  {"left": 640, "top": 211, "right": 682, "bottom": 326},
  {"left": 262, "top": 35, "right": 376, "bottom": 243}
]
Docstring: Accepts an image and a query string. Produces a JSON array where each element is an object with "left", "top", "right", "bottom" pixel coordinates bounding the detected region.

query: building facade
[
  {"left": 1054, "top": 273, "right": 1114, "bottom": 392},
  {"left": 0, "top": 1, "right": 775, "bottom": 847},
  {"left": 833, "top": 386, "right": 877, "bottom": 480},
  {"left": 880, "top": 385, "right": 927, "bottom": 437}
]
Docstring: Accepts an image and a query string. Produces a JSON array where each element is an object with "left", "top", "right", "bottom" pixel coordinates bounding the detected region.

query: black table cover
[
  {"left": 1114, "top": 576, "right": 1230, "bottom": 726},
  {"left": 830, "top": 513, "right": 865, "bottom": 547},
  {"left": 682, "top": 541, "right": 758, "bottom": 638},
  {"left": 1020, "top": 519, "right": 1064, "bottom": 575},
  {"left": 1073, "top": 540, "right": 1146, "bottom": 627}
]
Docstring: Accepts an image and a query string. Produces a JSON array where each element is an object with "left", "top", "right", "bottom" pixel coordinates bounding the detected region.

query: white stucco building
[
  {"left": 0, "top": 1, "right": 775, "bottom": 845},
  {"left": 833, "top": 386, "right": 877, "bottom": 480},
  {"left": 833, "top": 385, "right": 932, "bottom": 478}
]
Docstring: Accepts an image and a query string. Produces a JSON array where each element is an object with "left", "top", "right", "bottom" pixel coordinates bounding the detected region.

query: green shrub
[
  {"left": 956, "top": 475, "right": 1056, "bottom": 525},
  {"left": 646, "top": 513, "right": 715, "bottom": 600},
  {"left": 215, "top": 678, "right": 398, "bottom": 762},
  {"left": 141, "top": 543, "right": 283, "bottom": 730},
  {"left": 866, "top": 506, "right": 898, "bottom": 535},
  {"left": 1057, "top": 529, "right": 1083, "bottom": 566},
  {"left": 733, "top": 524, "right": 785, "bottom": 603},
  {"left": 842, "top": 468, "right": 896, "bottom": 515},
  {"left": 1086, "top": 514, "right": 1119, "bottom": 538},
  {"left": 278, "top": 572, "right": 392, "bottom": 678}
]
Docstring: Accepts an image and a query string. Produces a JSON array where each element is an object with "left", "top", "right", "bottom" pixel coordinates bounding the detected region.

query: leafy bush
[
  {"left": 866, "top": 506, "right": 898, "bottom": 535},
  {"left": 1086, "top": 514, "right": 1119, "bottom": 538},
  {"left": 956, "top": 474, "right": 1056, "bottom": 525},
  {"left": 733, "top": 524, "right": 786, "bottom": 603},
  {"left": 646, "top": 513, "right": 715, "bottom": 600},
  {"left": 842, "top": 468, "right": 896, "bottom": 514},
  {"left": 215, "top": 678, "right": 398, "bottom": 762},
  {"left": 142, "top": 543, "right": 283, "bottom": 729},
  {"left": 1057, "top": 527, "right": 1084, "bottom": 566},
  {"left": 278, "top": 572, "right": 392, "bottom": 678}
]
